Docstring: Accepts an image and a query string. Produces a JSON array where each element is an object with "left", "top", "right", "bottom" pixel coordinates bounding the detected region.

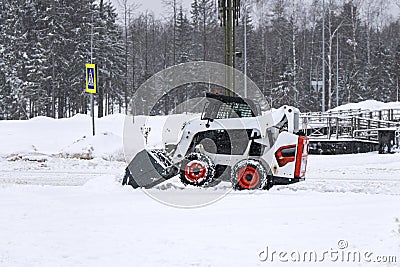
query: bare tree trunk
[
  {"left": 51, "top": 57, "right": 56, "bottom": 118},
  {"left": 326, "top": 0, "right": 342, "bottom": 110},
  {"left": 123, "top": 0, "right": 129, "bottom": 114},
  {"left": 145, "top": 15, "right": 149, "bottom": 79},
  {"left": 310, "top": 20, "right": 315, "bottom": 94},
  {"left": 202, "top": 3, "right": 207, "bottom": 61},
  {"left": 291, "top": 8, "right": 298, "bottom": 105},
  {"left": 173, "top": 0, "right": 177, "bottom": 65},
  {"left": 131, "top": 22, "right": 136, "bottom": 98}
]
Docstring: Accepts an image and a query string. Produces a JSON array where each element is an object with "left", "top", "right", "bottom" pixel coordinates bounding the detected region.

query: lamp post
[{"left": 336, "top": 31, "right": 339, "bottom": 108}]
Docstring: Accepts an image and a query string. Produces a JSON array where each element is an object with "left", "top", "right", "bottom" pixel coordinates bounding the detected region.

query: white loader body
[{"left": 123, "top": 93, "right": 309, "bottom": 190}]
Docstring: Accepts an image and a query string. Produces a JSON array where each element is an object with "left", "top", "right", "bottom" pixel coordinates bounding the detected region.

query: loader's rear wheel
[
  {"left": 231, "top": 160, "right": 266, "bottom": 190},
  {"left": 180, "top": 153, "right": 215, "bottom": 187}
]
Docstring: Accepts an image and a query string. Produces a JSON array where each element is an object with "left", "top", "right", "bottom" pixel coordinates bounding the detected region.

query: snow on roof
[{"left": 330, "top": 100, "right": 400, "bottom": 112}]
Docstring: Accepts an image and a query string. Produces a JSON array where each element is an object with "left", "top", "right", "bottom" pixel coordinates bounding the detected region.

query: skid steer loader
[{"left": 122, "top": 93, "right": 309, "bottom": 190}]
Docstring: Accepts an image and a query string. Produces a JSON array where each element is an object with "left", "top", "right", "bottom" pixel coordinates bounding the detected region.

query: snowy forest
[{"left": 0, "top": 0, "right": 400, "bottom": 119}]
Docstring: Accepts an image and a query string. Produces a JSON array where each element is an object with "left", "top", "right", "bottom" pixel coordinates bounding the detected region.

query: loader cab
[
  {"left": 201, "top": 93, "right": 261, "bottom": 120},
  {"left": 190, "top": 93, "right": 265, "bottom": 159}
]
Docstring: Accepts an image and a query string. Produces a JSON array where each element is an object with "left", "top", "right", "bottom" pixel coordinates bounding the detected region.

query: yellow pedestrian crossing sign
[{"left": 86, "top": 63, "right": 97, "bottom": 94}]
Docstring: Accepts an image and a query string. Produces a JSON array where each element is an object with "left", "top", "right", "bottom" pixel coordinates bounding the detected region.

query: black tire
[
  {"left": 180, "top": 153, "right": 215, "bottom": 187},
  {"left": 231, "top": 160, "right": 267, "bottom": 190}
]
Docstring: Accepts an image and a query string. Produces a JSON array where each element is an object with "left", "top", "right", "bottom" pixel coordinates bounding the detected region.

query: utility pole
[
  {"left": 243, "top": 1, "right": 247, "bottom": 98},
  {"left": 322, "top": 0, "right": 326, "bottom": 112},
  {"left": 218, "top": 0, "right": 241, "bottom": 96}
]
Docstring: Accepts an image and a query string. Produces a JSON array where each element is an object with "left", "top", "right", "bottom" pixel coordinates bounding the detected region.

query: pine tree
[
  {"left": 0, "top": 0, "right": 27, "bottom": 119},
  {"left": 338, "top": 1, "right": 363, "bottom": 103},
  {"left": 176, "top": 6, "right": 192, "bottom": 63},
  {"left": 269, "top": 0, "right": 292, "bottom": 107},
  {"left": 190, "top": 0, "right": 201, "bottom": 60},
  {"left": 195, "top": 0, "right": 219, "bottom": 61},
  {"left": 369, "top": 40, "right": 393, "bottom": 101}
]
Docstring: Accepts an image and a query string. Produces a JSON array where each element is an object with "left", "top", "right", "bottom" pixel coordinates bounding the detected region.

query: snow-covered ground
[{"left": 0, "top": 115, "right": 399, "bottom": 266}]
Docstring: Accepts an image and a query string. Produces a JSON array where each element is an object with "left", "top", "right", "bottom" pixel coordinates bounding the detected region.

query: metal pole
[
  {"left": 227, "top": 0, "right": 234, "bottom": 95},
  {"left": 220, "top": 0, "right": 239, "bottom": 96},
  {"left": 244, "top": 3, "right": 247, "bottom": 98},
  {"left": 336, "top": 31, "right": 339, "bottom": 108},
  {"left": 322, "top": 0, "right": 326, "bottom": 112},
  {"left": 90, "top": 12, "right": 95, "bottom": 136}
]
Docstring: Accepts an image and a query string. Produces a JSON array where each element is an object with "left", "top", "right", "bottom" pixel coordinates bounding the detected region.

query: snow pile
[
  {"left": 60, "top": 132, "right": 124, "bottom": 161},
  {"left": 0, "top": 114, "right": 126, "bottom": 161},
  {"left": 0, "top": 112, "right": 198, "bottom": 162},
  {"left": 330, "top": 100, "right": 400, "bottom": 112},
  {"left": 135, "top": 113, "right": 199, "bottom": 149}
]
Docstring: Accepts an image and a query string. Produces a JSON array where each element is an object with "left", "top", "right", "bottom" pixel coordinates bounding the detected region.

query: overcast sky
[
  {"left": 110, "top": 0, "right": 399, "bottom": 21},
  {"left": 110, "top": 0, "right": 193, "bottom": 20}
]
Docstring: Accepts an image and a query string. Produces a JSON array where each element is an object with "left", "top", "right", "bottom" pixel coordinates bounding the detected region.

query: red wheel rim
[
  {"left": 237, "top": 166, "right": 260, "bottom": 189},
  {"left": 184, "top": 161, "right": 207, "bottom": 183}
]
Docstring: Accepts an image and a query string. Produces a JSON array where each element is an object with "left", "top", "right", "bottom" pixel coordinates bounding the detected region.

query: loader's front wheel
[
  {"left": 180, "top": 153, "right": 215, "bottom": 187},
  {"left": 231, "top": 160, "right": 267, "bottom": 190}
]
